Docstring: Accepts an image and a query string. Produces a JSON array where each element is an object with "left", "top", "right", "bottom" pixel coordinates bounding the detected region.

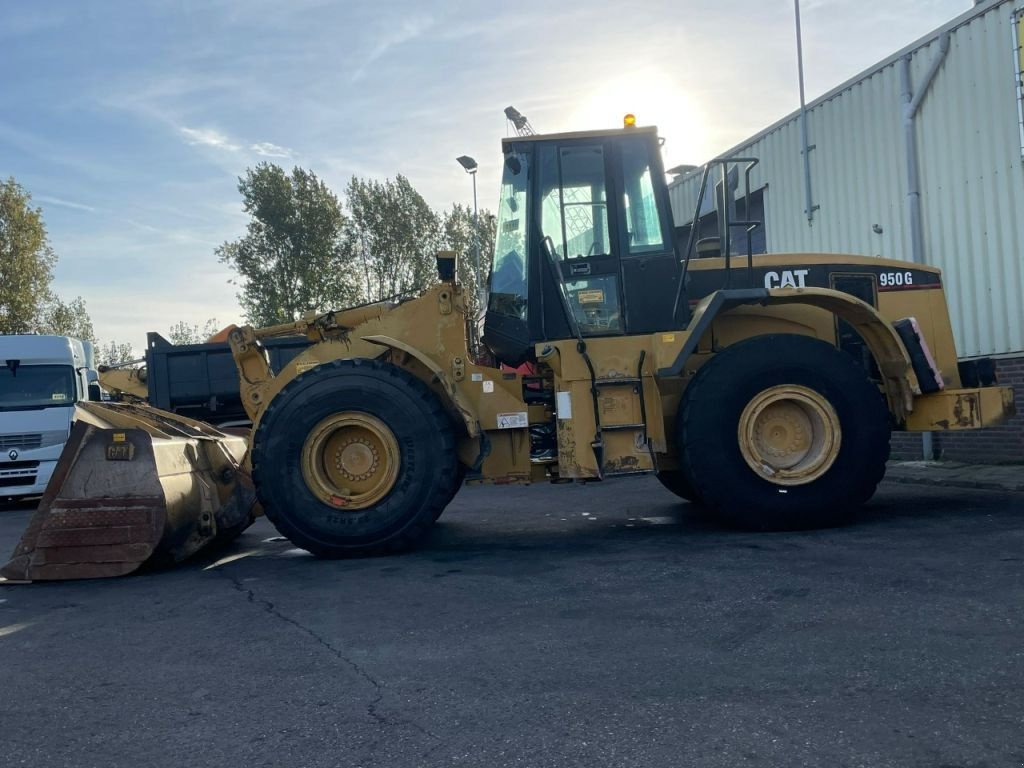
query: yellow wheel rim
[
  {"left": 737, "top": 385, "right": 841, "bottom": 486},
  {"left": 301, "top": 412, "right": 401, "bottom": 509}
]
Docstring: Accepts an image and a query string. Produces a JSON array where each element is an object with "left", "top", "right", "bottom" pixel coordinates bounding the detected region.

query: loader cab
[{"left": 483, "top": 126, "right": 682, "bottom": 365}]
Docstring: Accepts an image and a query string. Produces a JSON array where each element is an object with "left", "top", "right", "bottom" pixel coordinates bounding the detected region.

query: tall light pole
[
  {"left": 794, "top": 0, "right": 816, "bottom": 223},
  {"left": 455, "top": 155, "right": 484, "bottom": 310}
]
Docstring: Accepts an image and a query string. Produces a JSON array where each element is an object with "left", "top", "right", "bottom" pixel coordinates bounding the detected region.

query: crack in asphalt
[{"left": 217, "top": 571, "right": 442, "bottom": 749}]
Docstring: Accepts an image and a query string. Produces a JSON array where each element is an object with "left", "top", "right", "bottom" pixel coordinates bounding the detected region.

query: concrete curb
[{"left": 885, "top": 461, "right": 1024, "bottom": 493}]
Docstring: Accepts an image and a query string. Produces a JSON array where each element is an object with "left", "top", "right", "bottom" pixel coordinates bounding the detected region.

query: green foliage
[
  {"left": 0, "top": 178, "right": 58, "bottom": 334},
  {"left": 345, "top": 175, "right": 442, "bottom": 303},
  {"left": 96, "top": 340, "right": 137, "bottom": 367},
  {"left": 217, "top": 166, "right": 500, "bottom": 324},
  {"left": 167, "top": 318, "right": 221, "bottom": 346},
  {"left": 41, "top": 296, "right": 97, "bottom": 343},
  {"left": 216, "top": 164, "right": 359, "bottom": 326},
  {"left": 441, "top": 203, "right": 496, "bottom": 317}
]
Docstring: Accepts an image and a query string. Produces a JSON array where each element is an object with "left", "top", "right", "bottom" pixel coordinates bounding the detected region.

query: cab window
[
  {"left": 537, "top": 143, "right": 622, "bottom": 336},
  {"left": 539, "top": 145, "right": 610, "bottom": 260},
  {"left": 621, "top": 139, "right": 665, "bottom": 254}
]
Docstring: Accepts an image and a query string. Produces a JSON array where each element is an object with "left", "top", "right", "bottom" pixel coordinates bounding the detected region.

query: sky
[{"left": 0, "top": 0, "right": 977, "bottom": 351}]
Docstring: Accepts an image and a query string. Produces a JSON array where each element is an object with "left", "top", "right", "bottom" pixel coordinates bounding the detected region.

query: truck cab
[{"left": 0, "top": 335, "right": 91, "bottom": 498}]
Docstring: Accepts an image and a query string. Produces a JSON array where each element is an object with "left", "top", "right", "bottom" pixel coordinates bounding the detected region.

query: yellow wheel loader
[
  {"left": 220, "top": 123, "right": 1014, "bottom": 556},
  {"left": 3, "top": 121, "right": 1014, "bottom": 579}
]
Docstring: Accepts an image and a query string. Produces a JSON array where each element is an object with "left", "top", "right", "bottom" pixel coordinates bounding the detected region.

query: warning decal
[{"left": 496, "top": 412, "right": 528, "bottom": 429}]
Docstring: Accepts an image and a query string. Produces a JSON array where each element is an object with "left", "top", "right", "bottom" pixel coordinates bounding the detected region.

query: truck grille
[
  {"left": 0, "top": 460, "right": 40, "bottom": 488},
  {"left": 0, "top": 434, "right": 43, "bottom": 451}
]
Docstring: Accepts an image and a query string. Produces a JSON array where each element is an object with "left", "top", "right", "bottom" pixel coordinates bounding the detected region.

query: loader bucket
[{"left": 1, "top": 402, "right": 256, "bottom": 582}]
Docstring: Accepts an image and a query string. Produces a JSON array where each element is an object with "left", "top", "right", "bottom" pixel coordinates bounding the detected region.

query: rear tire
[
  {"left": 680, "top": 334, "right": 890, "bottom": 530},
  {"left": 252, "top": 358, "right": 459, "bottom": 557}
]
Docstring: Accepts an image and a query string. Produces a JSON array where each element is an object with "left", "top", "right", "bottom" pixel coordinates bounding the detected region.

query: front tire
[
  {"left": 252, "top": 358, "right": 459, "bottom": 557},
  {"left": 434, "top": 462, "right": 467, "bottom": 521},
  {"left": 656, "top": 470, "right": 699, "bottom": 503},
  {"left": 680, "top": 334, "right": 890, "bottom": 530}
]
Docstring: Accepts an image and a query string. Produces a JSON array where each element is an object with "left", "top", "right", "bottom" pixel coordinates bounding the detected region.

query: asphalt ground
[{"left": 1, "top": 479, "right": 1022, "bottom": 768}]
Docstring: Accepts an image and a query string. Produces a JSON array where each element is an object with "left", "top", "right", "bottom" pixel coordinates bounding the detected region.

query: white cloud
[
  {"left": 35, "top": 195, "right": 98, "bottom": 213},
  {"left": 351, "top": 15, "right": 435, "bottom": 82},
  {"left": 179, "top": 126, "right": 241, "bottom": 151},
  {"left": 179, "top": 128, "right": 292, "bottom": 160},
  {"left": 250, "top": 141, "right": 293, "bottom": 158}
]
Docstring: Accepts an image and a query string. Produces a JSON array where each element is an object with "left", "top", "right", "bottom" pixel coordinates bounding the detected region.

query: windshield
[
  {"left": 0, "top": 365, "right": 77, "bottom": 411},
  {"left": 487, "top": 150, "right": 530, "bottom": 320}
]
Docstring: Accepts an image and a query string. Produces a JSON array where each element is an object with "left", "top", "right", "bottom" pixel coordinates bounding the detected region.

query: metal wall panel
[{"left": 668, "top": 0, "right": 1024, "bottom": 357}]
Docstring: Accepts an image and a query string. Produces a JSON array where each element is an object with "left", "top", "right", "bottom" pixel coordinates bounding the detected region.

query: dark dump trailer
[{"left": 144, "top": 332, "right": 310, "bottom": 425}]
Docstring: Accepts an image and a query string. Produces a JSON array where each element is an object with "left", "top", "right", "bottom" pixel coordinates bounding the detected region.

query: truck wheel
[
  {"left": 680, "top": 334, "right": 890, "bottom": 530},
  {"left": 656, "top": 470, "right": 699, "bottom": 503},
  {"left": 252, "top": 358, "right": 459, "bottom": 557}
]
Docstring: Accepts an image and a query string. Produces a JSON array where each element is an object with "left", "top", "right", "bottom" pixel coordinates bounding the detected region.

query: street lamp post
[
  {"left": 794, "top": 0, "right": 816, "bottom": 223},
  {"left": 455, "top": 155, "right": 484, "bottom": 311}
]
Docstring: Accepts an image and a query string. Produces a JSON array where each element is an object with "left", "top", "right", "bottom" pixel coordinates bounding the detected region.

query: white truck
[{"left": 0, "top": 335, "right": 94, "bottom": 499}]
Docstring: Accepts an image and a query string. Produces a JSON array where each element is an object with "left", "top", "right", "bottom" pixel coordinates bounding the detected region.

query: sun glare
[{"left": 568, "top": 67, "right": 709, "bottom": 169}]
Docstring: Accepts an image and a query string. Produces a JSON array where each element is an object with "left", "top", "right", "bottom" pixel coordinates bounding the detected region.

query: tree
[
  {"left": 41, "top": 296, "right": 97, "bottom": 343},
  {"left": 217, "top": 164, "right": 359, "bottom": 327},
  {"left": 96, "top": 340, "right": 137, "bottom": 367},
  {"left": 0, "top": 177, "right": 99, "bottom": 339},
  {"left": 167, "top": 318, "right": 221, "bottom": 345},
  {"left": 345, "top": 175, "right": 442, "bottom": 303},
  {"left": 441, "top": 203, "right": 496, "bottom": 317},
  {"left": 0, "top": 177, "right": 58, "bottom": 334}
]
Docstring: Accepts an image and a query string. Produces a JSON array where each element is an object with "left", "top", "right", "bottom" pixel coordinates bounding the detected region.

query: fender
[
  {"left": 362, "top": 334, "right": 481, "bottom": 437},
  {"left": 656, "top": 287, "right": 917, "bottom": 423}
]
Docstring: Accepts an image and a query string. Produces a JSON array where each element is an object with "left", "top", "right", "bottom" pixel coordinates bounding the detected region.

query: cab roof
[
  {"left": 0, "top": 335, "right": 85, "bottom": 366},
  {"left": 501, "top": 124, "right": 659, "bottom": 147}
]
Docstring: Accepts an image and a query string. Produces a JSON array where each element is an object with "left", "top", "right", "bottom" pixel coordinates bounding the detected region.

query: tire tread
[
  {"left": 251, "top": 358, "right": 459, "bottom": 557},
  {"left": 679, "top": 334, "right": 891, "bottom": 529}
]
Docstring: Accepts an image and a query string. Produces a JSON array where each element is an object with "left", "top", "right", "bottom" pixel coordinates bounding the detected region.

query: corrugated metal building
[{"left": 668, "top": 0, "right": 1024, "bottom": 461}]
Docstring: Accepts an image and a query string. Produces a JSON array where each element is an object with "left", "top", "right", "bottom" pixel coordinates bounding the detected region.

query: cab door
[
  {"left": 535, "top": 142, "right": 625, "bottom": 338},
  {"left": 615, "top": 134, "right": 681, "bottom": 334}
]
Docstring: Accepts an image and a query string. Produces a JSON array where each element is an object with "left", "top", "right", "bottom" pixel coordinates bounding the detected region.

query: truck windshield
[{"left": 0, "top": 365, "right": 76, "bottom": 411}]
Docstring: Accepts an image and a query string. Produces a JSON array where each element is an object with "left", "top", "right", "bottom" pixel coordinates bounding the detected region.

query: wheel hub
[
  {"left": 301, "top": 412, "right": 400, "bottom": 509},
  {"left": 737, "top": 385, "right": 841, "bottom": 486},
  {"left": 336, "top": 439, "right": 379, "bottom": 482}
]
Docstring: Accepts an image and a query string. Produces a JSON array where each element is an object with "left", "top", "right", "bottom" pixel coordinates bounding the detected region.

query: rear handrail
[{"left": 672, "top": 157, "right": 762, "bottom": 324}]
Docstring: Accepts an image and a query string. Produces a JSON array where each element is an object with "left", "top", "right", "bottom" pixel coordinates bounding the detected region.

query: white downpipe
[{"left": 899, "top": 32, "right": 950, "bottom": 460}]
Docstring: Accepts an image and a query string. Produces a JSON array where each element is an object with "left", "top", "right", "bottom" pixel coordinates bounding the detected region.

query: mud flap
[{"left": 1, "top": 403, "right": 256, "bottom": 582}]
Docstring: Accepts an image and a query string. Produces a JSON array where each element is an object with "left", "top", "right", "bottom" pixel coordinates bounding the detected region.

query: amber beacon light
[{"left": 623, "top": 113, "right": 637, "bottom": 128}]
